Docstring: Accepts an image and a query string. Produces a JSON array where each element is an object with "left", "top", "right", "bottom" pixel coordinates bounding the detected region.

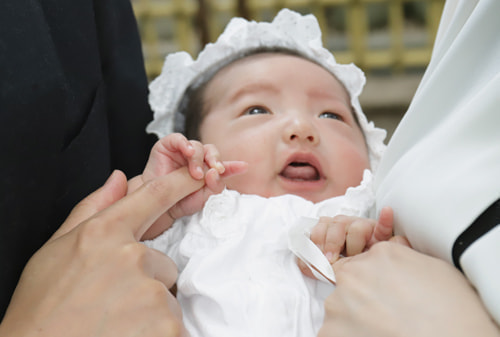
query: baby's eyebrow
[
  {"left": 308, "top": 88, "right": 350, "bottom": 104},
  {"left": 227, "top": 83, "right": 280, "bottom": 104}
]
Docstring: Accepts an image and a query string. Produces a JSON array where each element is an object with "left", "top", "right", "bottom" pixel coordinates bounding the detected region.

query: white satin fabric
[
  {"left": 146, "top": 172, "right": 375, "bottom": 337},
  {"left": 374, "top": 0, "right": 500, "bottom": 324}
]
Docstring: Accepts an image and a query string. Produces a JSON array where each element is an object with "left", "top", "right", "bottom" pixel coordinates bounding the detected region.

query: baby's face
[{"left": 199, "top": 53, "right": 369, "bottom": 203}]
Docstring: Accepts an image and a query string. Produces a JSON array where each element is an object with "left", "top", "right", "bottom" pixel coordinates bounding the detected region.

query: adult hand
[
  {"left": 318, "top": 241, "right": 500, "bottom": 337},
  {"left": 0, "top": 169, "right": 202, "bottom": 337}
]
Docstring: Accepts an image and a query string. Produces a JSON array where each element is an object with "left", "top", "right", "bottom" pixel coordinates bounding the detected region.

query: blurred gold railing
[{"left": 132, "top": 0, "right": 445, "bottom": 79}]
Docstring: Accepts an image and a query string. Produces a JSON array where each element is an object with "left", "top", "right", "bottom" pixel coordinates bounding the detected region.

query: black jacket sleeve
[{"left": 0, "top": 0, "right": 155, "bottom": 318}]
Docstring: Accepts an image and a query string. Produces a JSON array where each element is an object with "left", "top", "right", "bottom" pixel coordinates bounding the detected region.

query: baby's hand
[
  {"left": 314, "top": 207, "right": 395, "bottom": 263},
  {"left": 134, "top": 133, "right": 247, "bottom": 239},
  {"left": 142, "top": 133, "right": 220, "bottom": 183},
  {"left": 298, "top": 207, "right": 400, "bottom": 279}
]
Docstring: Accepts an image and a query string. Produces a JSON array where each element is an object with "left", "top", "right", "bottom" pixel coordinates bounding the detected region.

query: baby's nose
[{"left": 282, "top": 116, "right": 319, "bottom": 145}]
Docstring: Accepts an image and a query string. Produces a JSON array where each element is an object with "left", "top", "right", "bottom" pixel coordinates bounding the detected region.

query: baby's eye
[
  {"left": 244, "top": 106, "right": 270, "bottom": 115},
  {"left": 319, "top": 112, "right": 343, "bottom": 121}
]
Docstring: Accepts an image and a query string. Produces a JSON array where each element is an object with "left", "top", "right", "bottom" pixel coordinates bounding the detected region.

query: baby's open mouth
[{"left": 280, "top": 162, "right": 320, "bottom": 181}]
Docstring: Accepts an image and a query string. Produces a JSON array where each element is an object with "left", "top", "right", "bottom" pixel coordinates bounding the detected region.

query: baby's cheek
[
  {"left": 223, "top": 175, "right": 248, "bottom": 193},
  {"left": 345, "top": 142, "right": 370, "bottom": 172},
  {"left": 224, "top": 172, "right": 272, "bottom": 197},
  {"left": 340, "top": 151, "right": 369, "bottom": 189}
]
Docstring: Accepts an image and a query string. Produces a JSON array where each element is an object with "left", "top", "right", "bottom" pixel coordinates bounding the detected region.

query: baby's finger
[
  {"left": 297, "top": 257, "right": 316, "bottom": 279},
  {"left": 205, "top": 168, "right": 224, "bottom": 194},
  {"left": 323, "top": 219, "right": 348, "bottom": 263},
  {"left": 187, "top": 140, "right": 206, "bottom": 180},
  {"left": 220, "top": 161, "right": 248, "bottom": 178},
  {"left": 319, "top": 215, "right": 352, "bottom": 257},
  {"left": 156, "top": 133, "right": 195, "bottom": 163},
  {"left": 203, "top": 144, "right": 225, "bottom": 174},
  {"left": 142, "top": 134, "right": 195, "bottom": 182},
  {"left": 204, "top": 160, "right": 249, "bottom": 193},
  {"left": 370, "top": 206, "right": 394, "bottom": 245},
  {"left": 345, "top": 219, "right": 375, "bottom": 256},
  {"left": 167, "top": 133, "right": 195, "bottom": 156},
  {"left": 310, "top": 218, "right": 329, "bottom": 251},
  {"left": 389, "top": 235, "right": 412, "bottom": 247}
]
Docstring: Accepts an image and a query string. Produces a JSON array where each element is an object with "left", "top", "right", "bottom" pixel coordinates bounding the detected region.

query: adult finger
[
  {"left": 50, "top": 170, "right": 128, "bottom": 242},
  {"left": 91, "top": 166, "right": 205, "bottom": 241},
  {"left": 144, "top": 246, "right": 179, "bottom": 289}
]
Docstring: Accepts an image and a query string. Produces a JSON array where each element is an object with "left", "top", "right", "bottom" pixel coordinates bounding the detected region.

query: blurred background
[{"left": 131, "top": 0, "right": 446, "bottom": 141}]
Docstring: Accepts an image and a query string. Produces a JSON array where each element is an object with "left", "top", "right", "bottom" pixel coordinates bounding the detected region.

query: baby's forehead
[
  {"left": 212, "top": 52, "right": 337, "bottom": 79},
  {"left": 204, "top": 52, "right": 351, "bottom": 101}
]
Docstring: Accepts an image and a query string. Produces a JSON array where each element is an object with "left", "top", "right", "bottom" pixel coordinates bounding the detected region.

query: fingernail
[
  {"left": 196, "top": 166, "right": 204, "bottom": 178},
  {"left": 325, "top": 251, "right": 334, "bottom": 263},
  {"left": 216, "top": 162, "right": 225, "bottom": 174},
  {"left": 209, "top": 168, "right": 221, "bottom": 181},
  {"left": 104, "top": 170, "right": 119, "bottom": 187}
]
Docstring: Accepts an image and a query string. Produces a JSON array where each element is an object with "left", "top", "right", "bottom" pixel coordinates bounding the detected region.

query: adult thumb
[{"left": 49, "top": 170, "right": 128, "bottom": 241}]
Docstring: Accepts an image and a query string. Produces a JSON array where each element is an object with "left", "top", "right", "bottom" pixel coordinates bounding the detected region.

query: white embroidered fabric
[
  {"left": 145, "top": 170, "right": 375, "bottom": 337},
  {"left": 146, "top": 8, "right": 387, "bottom": 172}
]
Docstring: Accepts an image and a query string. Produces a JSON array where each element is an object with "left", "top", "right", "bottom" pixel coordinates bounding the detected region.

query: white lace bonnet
[{"left": 147, "top": 8, "right": 387, "bottom": 171}]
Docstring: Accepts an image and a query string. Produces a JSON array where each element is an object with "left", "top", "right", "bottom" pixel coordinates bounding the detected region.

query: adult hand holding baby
[
  {"left": 0, "top": 169, "right": 205, "bottom": 337},
  {"left": 132, "top": 133, "right": 248, "bottom": 239},
  {"left": 318, "top": 241, "right": 500, "bottom": 337}
]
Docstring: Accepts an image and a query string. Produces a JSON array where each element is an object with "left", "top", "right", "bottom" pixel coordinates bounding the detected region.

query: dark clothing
[{"left": 0, "top": 0, "right": 155, "bottom": 318}]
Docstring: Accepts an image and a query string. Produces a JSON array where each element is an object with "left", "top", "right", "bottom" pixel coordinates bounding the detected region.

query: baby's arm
[{"left": 129, "top": 133, "right": 247, "bottom": 239}]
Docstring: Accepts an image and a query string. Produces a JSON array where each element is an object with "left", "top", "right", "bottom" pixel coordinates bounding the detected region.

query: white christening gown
[{"left": 146, "top": 171, "right": 375, "bottom": 337}]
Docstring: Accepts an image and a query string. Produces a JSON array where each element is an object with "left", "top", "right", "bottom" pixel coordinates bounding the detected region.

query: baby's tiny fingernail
[
  {"left": 216, "top": 162, "right": 225, "bottom": 174},
  {"left": 325, "top": 252, "right": 334, "bottom": 263},
  {"left": 196, "top": 166, "right": 204, "bottom": 178},
  {"left": 209, "top": 168, "right": 220, "bottom": 180}
]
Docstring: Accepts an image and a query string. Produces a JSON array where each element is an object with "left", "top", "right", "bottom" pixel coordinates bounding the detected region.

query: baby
[{"left": 137, "top": 9, "right": 390, "bottom": 337}]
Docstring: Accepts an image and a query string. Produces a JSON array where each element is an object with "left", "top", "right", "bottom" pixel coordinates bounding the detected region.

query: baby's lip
[{"left": 279, "top": 153, "right": 324, "bottom": 181}]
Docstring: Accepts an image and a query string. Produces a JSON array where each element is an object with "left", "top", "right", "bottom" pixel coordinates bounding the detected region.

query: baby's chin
[
  {"left": 233, "top": 188, "right": 345, "bottom": 204},
  {"left": 224, "top": 179, "right": 353, "bottom": 203},
  {"left": 288, "top": 191, "right": 345, "bottom": 204}
]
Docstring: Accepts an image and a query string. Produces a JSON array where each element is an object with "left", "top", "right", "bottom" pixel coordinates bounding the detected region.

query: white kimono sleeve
[{"left": 374, "top": 0, "right": 500, "bottom": 325}]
